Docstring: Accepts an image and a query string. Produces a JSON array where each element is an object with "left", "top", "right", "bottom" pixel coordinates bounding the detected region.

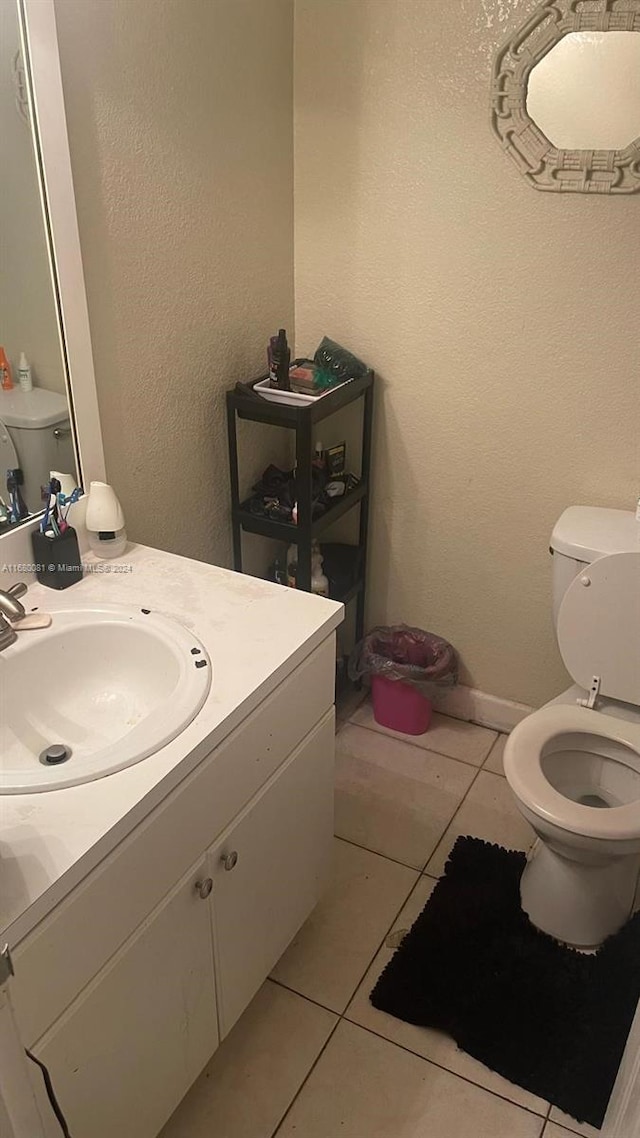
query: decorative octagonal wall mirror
[{"left": 491, "top": 0, "right": 640, "bottom": 194}]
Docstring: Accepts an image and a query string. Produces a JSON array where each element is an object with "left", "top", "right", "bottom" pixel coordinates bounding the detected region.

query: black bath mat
[{"left": 371, "top": 837, "right": 640, "bottom": 1129}]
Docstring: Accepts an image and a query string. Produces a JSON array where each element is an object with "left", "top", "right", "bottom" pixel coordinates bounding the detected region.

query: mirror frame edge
[
  {"left": 20, "top": 0, "right": 105, "bottom": 485},
  {"left": 490, "top": 0, "right": 640, "bottom": 195},
  {"left": 1, "top": 0, "right": 106, "bottom": 586}
]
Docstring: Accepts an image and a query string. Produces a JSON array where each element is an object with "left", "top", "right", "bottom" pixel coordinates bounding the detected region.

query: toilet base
[{"left": 521, "top": 842, "right": 640, "bottom": 947}]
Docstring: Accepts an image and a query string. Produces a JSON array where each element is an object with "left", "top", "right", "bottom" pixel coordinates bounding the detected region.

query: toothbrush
[
  {"left": 41, "top": 483, "right": 52, "bottom": 532},
  {"left": 7, "top": 469, "right": 28, "bottom": 523},
  {"left": 57, "top": 487, "right": 81, "bottom": 532}
]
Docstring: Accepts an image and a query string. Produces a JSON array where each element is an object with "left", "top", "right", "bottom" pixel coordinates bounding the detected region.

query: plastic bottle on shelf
[
  {"left": 0, "top": 346, "right": 13, "bottom": 390},
  {"left": 287, "top": 543, "right": 297, "bottom": 588},
  {"left": 18, "top": 352, "right": 32, "bottom": 392},
  {"left": 311, "top": 542, "right": 329, "bottom": 597}
]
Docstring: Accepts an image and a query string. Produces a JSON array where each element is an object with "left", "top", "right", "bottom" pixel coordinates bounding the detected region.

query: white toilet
[
  {"left": 504, "top": 506, "right": 640, "bottom": 948},
  {"left": 0, "top": 386, "right": 75, "bottom": 513}
]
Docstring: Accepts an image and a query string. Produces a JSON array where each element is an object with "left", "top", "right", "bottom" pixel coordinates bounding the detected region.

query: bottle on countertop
[
  {"left": 85, "top": 480, "right": 127, "bottom": 559},
  {"left": 312, "top": 440, "right": 326, "bottom": 472},
  {"left": 18, "top": 352, "right": 32, "bottom": 392},
  {"left": 287, "top": 543, "right": 297, "bottom": 588},
  {"left": 0, "top": 347, "right": 13, "bottom": 390},
  {"left": 311, "top": 540, "right": 329, "bottom": 597},
  {"left": 268, "top": 328, "right": 291, "bottom": 391}
]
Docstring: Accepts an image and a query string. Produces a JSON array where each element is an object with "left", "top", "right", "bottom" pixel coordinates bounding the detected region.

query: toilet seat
[
  {"left": 505, "top": 704, "right": 640, "bottom": 841},
  {"left": 557, "top": 551, "right": 640, "bottom": 706},
  {"left": 0, "top": 418, "right": 18, "bottom": 473}
]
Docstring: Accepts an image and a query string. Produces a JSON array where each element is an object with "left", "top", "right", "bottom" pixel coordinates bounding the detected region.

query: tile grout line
[
  {"left": 268, "top": 982, "right": 550, "bottom": 1134},
  {"left": 336, "top": 833, "right": 437, "bottom": 875},
  {"left": 271, "top": 717, "right": 538, "bottom": 1134},
  {"left": 271, "top": 863, "right": 551, "bottom": 1133},
  {"left": 270, "top": 1015, "right": 342, "bottom": 1137},
  {"left": 420, "top": 763, "right": 484, "bottom": 874},
  {"left": 341, "top": 716, "right": 499, "bottom": 773},
  {"left": 482, "top": 731, "right": 507, "bottom": 775},
  {"left": 269, "top": 869, "right": 426, "bottom": 1137},
  {"left": 268, "top": 976, "right": 338, "bottom": 1017},
  {"left": 338, "top": 1017, "right": 551, "bottom": 1124}
]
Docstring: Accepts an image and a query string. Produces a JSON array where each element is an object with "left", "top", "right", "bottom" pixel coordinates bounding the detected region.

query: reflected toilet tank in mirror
[{"left": 0, "top": 0, "right": 79, "bottom": 523}]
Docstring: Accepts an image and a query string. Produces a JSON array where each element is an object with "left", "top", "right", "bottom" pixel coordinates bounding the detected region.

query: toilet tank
[
  {"left": 1, "top": 387, "right": 75, "bottom": 513},
  {"left": 550, "top": 506, "right": 639, "bottom": 626}
]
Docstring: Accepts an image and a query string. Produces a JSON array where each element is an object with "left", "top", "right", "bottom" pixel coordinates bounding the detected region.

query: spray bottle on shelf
[
  {"left": 311, "top": 539, "right": 329, "bottom": 597},
  {"left": 18, "top": 352, "right": 32, "bottom": 392}
]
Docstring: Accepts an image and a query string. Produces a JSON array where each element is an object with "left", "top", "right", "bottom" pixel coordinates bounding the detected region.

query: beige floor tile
[
  {"left": 484, "top": 733, "right": 507, "bottom": 775},
  {"left": 335, "top": 723, "right": 476, "bottom": 868},
  {"left": 346, "top": 876, "right": 549, "bottom": 1117},
  {"left": 548, "top": 1107, "right": 603, "bottom": 1137},
  {"left": 350, "top": 700, "right": 497, "bottom": 766},
  {"left": 276, "top": 1020, "right": 544, "bottom": 1138},
  {"left": 426, "top": 770, "right": 536, "bottom": 877},
  {"left": 160, "top": 981, "right": 336, "bottom": 1138},
  {"left": 544, "top": 1124, "right": 584, "bottom": 1138},
  {"left": 271, "top": 838, "right": 418, "bottom": 1012}
]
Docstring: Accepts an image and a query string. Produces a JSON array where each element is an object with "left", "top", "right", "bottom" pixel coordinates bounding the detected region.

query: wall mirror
[
  {"left": 491, "top": 0, "right": 640, "bottom": 194},
  {"left": 0, "top": 0, "right": 104, "bottom": 546}
]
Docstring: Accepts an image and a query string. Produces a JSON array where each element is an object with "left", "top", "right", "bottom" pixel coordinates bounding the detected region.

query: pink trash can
[{"left": 371, "top": 674, "right": 433, "bottom": 735}]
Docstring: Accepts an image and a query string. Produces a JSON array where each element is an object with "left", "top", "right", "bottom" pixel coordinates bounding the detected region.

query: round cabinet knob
[
  {"left": 221, "top": 851, "right": 239, "bottom": 872},
  {"left": 580, "top": 575, "right": 591, "bottom": 587},
  {"left": 195, "top": 877, "right": 213, "bottom": 899}
]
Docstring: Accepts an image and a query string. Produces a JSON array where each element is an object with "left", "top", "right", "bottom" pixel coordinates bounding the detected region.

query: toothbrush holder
[{"left": 32, "top": 526, "right": 83, "bottom": 590}]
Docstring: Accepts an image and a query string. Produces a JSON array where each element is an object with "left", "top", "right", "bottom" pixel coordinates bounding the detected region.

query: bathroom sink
[{"left": 0, "top": 604, "right": 212, "bottom": 793}]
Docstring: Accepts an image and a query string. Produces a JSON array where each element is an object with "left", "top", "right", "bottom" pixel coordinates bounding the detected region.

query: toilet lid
[
  {"left": 557, "top": 551, "right": 640, "bottom": 705},
  {"left": 0, "top": 418, "right": 18, "bottom": 473}
]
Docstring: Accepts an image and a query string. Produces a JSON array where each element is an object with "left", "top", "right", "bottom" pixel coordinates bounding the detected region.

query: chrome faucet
[{"left": 0, "top": 582, "right": 27, "bottom": 651}]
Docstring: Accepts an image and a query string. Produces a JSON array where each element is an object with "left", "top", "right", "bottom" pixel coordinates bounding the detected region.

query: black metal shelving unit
[{"left": 226, "top": 370, "right": 374, "bottom": 643}]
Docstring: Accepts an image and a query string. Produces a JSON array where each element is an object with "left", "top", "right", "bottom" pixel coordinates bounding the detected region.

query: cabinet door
[
  {"left": 32, "top": 858, "right": 218, "bottom": 1138},
  {"left": 210, "top": 709, "right": 335, "bottom": 1037}
]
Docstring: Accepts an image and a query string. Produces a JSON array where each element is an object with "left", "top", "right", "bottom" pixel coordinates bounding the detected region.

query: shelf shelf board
[
  {"left": 228, "top": 371, "right": 374, "bottom": 428},
  {"left": 235, "top": 481, "right": 368, "bottom": 542},
  {"left": 337, "top": 579, "right": 363, "bottom": 606}
]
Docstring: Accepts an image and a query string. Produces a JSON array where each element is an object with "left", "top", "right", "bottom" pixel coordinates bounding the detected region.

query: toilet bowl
[
  {"left": 504, "top": 508, "right": 640, "bottom": 947},
  {"left": 505, "top": 704, "right": 640, "bottom": 946}
]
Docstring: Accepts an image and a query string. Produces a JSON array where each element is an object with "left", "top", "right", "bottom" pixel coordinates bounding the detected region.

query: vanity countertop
[{"left": 0, "top": 544, "right": 343, "bottom": 946}]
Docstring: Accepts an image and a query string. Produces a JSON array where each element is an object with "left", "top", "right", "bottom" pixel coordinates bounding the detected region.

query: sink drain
[{"left": 39, "top": 744, "right": 72, "bottom": 766}]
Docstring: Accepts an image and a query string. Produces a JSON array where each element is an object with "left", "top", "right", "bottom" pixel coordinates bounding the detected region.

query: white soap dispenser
[{"left": 85, "top": 480, "right": 127, "bottom": 559}]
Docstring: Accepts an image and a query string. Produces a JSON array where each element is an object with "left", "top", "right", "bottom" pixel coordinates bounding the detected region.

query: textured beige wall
[
  {"left": 294, "top": 0, "right": 639, "bottom": 707},
  {"left": 55, "top": 0, "right": 293, "bottom": 568}
]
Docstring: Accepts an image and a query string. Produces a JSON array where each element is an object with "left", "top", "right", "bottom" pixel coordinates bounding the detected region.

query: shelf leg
[
  {"left": 295, "top": 415, "right": 313, "bottom": 591},
  {"left": 356, "top": 383, "right": 374, "bottom": 643},
  {"left": 226, "top": 397, "right": 243, "bottom": 572}
]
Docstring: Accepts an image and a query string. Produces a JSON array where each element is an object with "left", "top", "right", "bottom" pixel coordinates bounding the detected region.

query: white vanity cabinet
[
  {"left": 12, "top": 637, "right": 336, "bottom": 1138},
  {"left": 210, "top": 711, "right": 334, "bottom": 1037},
  {"left": 34, "top": 857, "right": 219, "bottom": 1138}
]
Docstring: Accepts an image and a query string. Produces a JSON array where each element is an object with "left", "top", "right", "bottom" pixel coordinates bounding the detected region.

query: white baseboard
[{"left": 430, "top": 684, "right": 533, "bottom": 734}]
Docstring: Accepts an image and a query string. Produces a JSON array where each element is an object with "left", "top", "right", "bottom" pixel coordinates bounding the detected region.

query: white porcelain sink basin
[{"left": 0, "top": 604, "right": 212, "bottom": 793}]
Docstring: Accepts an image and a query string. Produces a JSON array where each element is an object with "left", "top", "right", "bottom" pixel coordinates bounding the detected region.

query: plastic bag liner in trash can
[{"left": 348, "top": 625, "right": 458, "bottom": 696}]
